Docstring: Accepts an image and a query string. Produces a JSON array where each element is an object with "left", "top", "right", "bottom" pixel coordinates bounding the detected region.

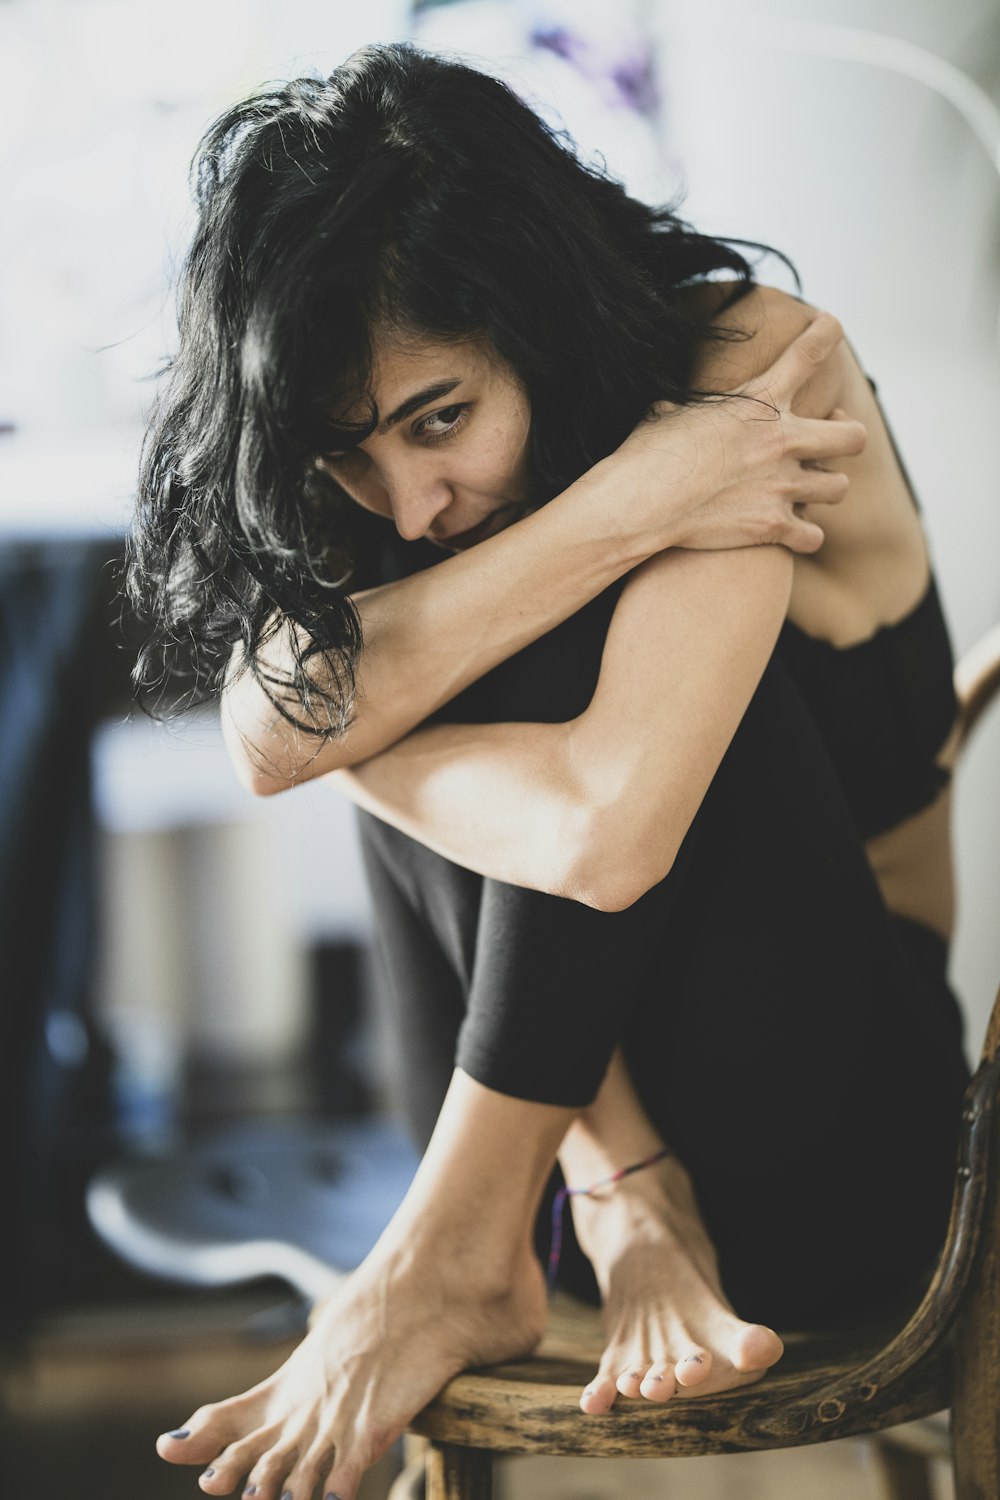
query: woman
[{"left": 131, "top": 42, "right": 969, "bottom": 1500}]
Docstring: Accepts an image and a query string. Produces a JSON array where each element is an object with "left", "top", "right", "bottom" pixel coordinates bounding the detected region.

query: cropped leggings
[{"left": 356, "top": 585, "right": 971, "bottom": 1330}]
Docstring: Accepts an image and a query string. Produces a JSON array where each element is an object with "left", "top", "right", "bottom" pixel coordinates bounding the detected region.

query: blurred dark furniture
[{"left": 0, "top": 538, "right": 128, "bottom": 1334}]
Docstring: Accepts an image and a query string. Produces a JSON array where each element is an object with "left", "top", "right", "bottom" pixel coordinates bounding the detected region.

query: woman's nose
[{"left": 382, "top": 467, "right": 452, "bottom": 542}]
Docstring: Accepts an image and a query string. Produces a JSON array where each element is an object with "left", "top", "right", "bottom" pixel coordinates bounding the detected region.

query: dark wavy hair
[{"left": 128, "top": 40, "right": 795, "bottom": 734}]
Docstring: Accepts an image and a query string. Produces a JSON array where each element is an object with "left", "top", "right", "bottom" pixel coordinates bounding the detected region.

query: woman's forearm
[
  {"left": 222, "top": 312, "right": 859, "bottom": 796},
  {"left": 325, "top": 717, "right": 594, "bottom": 900},
  {"left": 222, "top": 469, "right": 653, "bottom": 794},
  {"left": 326, "top": 545, "right": 792, "bottom": 909}
]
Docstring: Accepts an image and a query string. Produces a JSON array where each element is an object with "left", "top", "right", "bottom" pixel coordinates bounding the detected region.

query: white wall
[{"left": 650, "top": 0, "right": 1000, "bottom": 1053}]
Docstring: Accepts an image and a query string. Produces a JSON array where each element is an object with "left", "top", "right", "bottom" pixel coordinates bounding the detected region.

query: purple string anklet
[{"left": 547, "top": 1147, "right": 672, "bottom": 1292}]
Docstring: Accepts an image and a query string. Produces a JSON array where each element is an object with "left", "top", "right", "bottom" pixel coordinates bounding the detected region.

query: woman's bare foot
[
  {"left": 155, "top": 1222, "right": 547, "bottom": 1499},
  {"left": 569, "top": 1154, "right": 784, "bottom": 1413}
]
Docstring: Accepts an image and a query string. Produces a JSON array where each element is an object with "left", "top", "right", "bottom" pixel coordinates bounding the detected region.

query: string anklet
[{"left": 547, "top": 1147, "right": 672, "bottom": 1291}]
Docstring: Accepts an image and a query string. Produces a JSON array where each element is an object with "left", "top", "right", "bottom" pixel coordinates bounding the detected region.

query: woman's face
[{"left": 318, "top": 333, "right": 537, "bottom": 550}]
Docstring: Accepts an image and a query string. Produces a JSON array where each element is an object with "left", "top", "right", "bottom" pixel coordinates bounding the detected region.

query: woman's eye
[{"left": 415, "top": 404, "right": 469, "bottom": 443}]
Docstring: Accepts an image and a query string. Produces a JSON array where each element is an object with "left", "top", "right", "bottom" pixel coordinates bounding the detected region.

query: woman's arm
[
  {"left": 324, "top": 292, "right": 853, "bottom": 906},
  {"left": 222, "top": 308, "right": 861, "bottom": 793},
  {"left": 325, "top": 544, "right": 792, "bottom": 909}
]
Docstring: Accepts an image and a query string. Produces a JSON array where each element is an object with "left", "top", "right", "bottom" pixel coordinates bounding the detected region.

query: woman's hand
[{"left": 586, "top": 311, "right": 867, "bottom": 557}]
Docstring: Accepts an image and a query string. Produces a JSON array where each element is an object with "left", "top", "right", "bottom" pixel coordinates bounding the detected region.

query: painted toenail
[
  {"left": 281, "top": 1491, "right": 293, "bottom": 1500},
  {"left": 202, "top": 1469, "right": 215, "bottom": 1479},
  {"left": 167, "top": 1429, "right": 190, "bottom": 1439},
  {"left": 683, "top": 1354, "right": 704, "bottom": 1364},
  {"left": 243, "top": 1490, "right": 257, "bottom": 1498},
  {"left": 647, "top": 1373, "right": 665, "bottom": 1381}
]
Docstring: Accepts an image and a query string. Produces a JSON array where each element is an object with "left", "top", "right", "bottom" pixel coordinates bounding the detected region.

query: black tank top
[{"left": 775, "top": 377, "right": 958, "bottom": 840}]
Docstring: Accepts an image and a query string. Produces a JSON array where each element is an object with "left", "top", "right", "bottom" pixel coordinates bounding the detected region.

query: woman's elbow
[
  {"left": 565, "top": 814, "right": 677, "bottom": 912},
  {"left": 220, "top": 704, "right": 289, "bottom": 797},
  {"left": 225, "top": 744, "right": 286, "bottom": 797}
]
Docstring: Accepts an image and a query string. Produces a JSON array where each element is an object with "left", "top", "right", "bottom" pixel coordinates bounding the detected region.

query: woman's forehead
[{"left": 334, "top": 333, "right": 505, "bottom": 424}]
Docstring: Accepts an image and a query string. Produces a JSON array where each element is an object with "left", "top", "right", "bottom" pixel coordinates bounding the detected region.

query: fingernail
[{"left": 167, "top": 1429, "right": 190, "bottom": 1439}]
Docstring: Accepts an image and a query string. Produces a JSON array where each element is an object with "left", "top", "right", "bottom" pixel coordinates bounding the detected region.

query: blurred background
[{"left": 1, "top": 1, "right": 998, "bottom": 1496}]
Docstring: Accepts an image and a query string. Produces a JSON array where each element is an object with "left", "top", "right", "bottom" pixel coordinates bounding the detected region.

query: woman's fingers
[
  {"left": 797, "top": 466, "right": 851, "bottom": 506},
  {"left": 782, "top": 468, "right": 849, "bottom": 553},
  {"left": 785, "top": 512, "right": 826, "bottom": 555},
  {"left": 758, "top": 310, "right": 845, "bottom": 403},
  {"left": 788, "top": 408, "right": 867, "bottom": 463}
]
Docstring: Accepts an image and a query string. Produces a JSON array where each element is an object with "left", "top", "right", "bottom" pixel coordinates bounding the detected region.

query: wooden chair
[{"left": 404, "top": 617, "right": 1000, "bottom": 1500}]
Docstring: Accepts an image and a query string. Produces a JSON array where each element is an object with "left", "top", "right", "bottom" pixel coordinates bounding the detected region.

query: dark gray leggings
[{"left": 357, "top": 586, "right": 970, "bottom": 1328}]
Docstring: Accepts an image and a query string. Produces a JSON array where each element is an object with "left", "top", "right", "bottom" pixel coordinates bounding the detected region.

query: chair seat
[{"left": 410, "top": 1292, "right": 950, "bottom": 1459}]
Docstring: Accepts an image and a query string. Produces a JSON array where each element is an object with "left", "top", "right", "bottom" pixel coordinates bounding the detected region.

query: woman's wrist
[{"left": 561, "top": 439, "right": 690, "bottom": 565}]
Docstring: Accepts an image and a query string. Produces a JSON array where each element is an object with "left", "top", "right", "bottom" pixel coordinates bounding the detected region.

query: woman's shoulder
[
  {"left": 683, "top": 281, "right": 845, "bottom": 415},
  {"left": 684, "top": 281, "right": 934, "bottom": 646}
]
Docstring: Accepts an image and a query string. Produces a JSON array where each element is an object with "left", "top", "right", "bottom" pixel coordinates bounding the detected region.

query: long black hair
[{"left": 128, "top": 41, "right": 794, "bottom": 733}]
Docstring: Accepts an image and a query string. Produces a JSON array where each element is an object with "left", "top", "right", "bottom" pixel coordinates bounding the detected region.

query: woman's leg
[
  {"left": 357, "top": 811, "right": 478, "bottom": 1147},
  {"left": 357, "top": 814, "right": 787, "bottom": 1416},
  {"left": 157, "top": 1067, "right": 575, "bottom": 1500},
  {"left": 357, "top": 597, "right": 967, "bottom": 1372},
  {"left": 561, "top": 1047, "right": 785, "bottom": 1412},
  {"left": 154, "top": 596, "right": 969, "bottom": 1490},
  {"left": 612, "top": 653, "right": 969, "bottom": 1330},
  {"left": 352, "top": 599, "right": 968, "bottom": 1408}
]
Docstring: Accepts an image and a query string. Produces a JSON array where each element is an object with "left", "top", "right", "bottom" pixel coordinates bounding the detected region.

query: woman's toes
[
  {"left": 638, "top": 1365, "right": 676, "bottom": 1402},
  {"left": 244, "top": 1442, "right": 302, "bottom": 1500},
  {"left": 198, "top": 1462, "right": 235, "bottom": 1495},
  {"left": 197, "top": 1432, "right": 273, "bottom": 1494},
  {"left": 157, "top": 1405, "right": 243, "bottom": 1465},
  {"left": 674, "top": 1348, "right": 712, "bottom": 1388},
  {"left": 579, "top": 1373, "right": 618, "bottom": 1415},
  {"left": 614, "top": 1365, "right": 648, "bottom": 1398},
  {"left": 280, "top": 1442, "right": 337, "bottom": 1500},
  {"left": 318, "top": 1457, "right": 364, "bottom": 1500},
  {"left": 732, "top": 1323, "right": 784, "bottom": 1373}
]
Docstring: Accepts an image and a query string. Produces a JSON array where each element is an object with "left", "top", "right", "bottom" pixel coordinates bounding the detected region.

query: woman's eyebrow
[{"left": 379, "top": 378, "right": 463, "bottom": 433}]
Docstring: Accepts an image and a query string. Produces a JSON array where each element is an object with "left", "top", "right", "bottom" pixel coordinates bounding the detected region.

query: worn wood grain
[
  {"left": 981, "top": 980, "right": 1000, "bottom": 1071},
  {"left": 951, "top": 988, "right": 1000, "bottom": 1499},
  {"left": 954, "top": 618, "right": 1000, "bottom": 760},
  {"left": 410, "top": 1057, "right": 995, "bottom": 1461},
  {"left": 425, "top": 1442, "right": 492, "bottom": 1500}
]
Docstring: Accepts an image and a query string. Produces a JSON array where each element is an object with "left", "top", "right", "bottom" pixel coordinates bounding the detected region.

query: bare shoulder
[
  {"left": 683, "top": 281, "right": 932, "bottom": 642},
  {"left": 685, "top": 282, "right": 848, "bottom": 416}
]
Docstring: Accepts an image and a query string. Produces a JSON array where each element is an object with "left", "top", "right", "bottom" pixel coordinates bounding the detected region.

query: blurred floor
[
  {"left": 2, "top": 1287, "right": 955, "bottom": 1500},
  {"left": 496, "top": 1439, "right": 955, "bottom": 1499},
  {"left": 1, "top": 1287, "right": 398, "bottom": 1500}
]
